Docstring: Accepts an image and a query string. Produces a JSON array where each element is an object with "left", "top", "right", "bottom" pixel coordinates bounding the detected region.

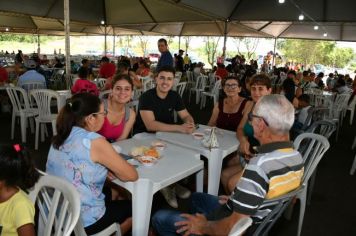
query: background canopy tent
[{"left": 1, "top": 0, "right": 356, "bottom": 41}]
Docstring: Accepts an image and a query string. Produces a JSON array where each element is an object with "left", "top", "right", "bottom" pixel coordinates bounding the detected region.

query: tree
[
  {"left": 232, "top": 37, "right": 260, "bottom": 60},
  {"left": 137, "top": 36, "right": 149, "bottom": 56},
  {"left": 277, "top": 39, "right": 354, "bottom": 68},
  {"left": 183, "top": 36, "right": 192, "bottom": 53},
  {"left": 204, "top": 36, "right": 220, "bottom": 68}
]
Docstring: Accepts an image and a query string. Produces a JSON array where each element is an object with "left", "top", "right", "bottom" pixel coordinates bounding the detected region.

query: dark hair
[
  {"left": 101, "top": 56, "right": 109, "bottom": 63},
  {"left": 111, "top": 74, "right": 134, "bottom": 90},
  {"left": 81, "top": 59, "right": 88, "bottom": 64},
  {"left": 139, "top": 59, "right": 148, "bottom": 68},
  {"left": 336, "top": 77, "right": 346, "bottom": 86},
  {"left": 158, "top": 38, "right": 168, "bottom": 45},
  {"left": 157, "top": 65, "right": 175, "bottom": 75},
  {"left": 298, "top": 94, "right": 310, "bottom": 104},
  {"left": 52, "top": 93, "right": 101, "bottom": 149},
  {"left": 117, "top": 61, "right": 130, "bottom": 71},
  {"left": 282, "top": 78, "right": 296, "bottom": 103},
  {"left": 317, "top": 72, "right": 324, "bottom": 78},
  {"left": 250, "top": 73, "right": 271, "bottom": 88},
  {"left": 0, "top": 144, "right": 39, "bottom": 189},
  {"left": 222, "top": 76, "right": 240, "bottom": 87},
  {"left": 78, "top": 67, "right": 88, "bottom": 79},
  {"left": 302, "top": 71, "right": 309, "bottom": 77},
  {"left": 287, "top": 70, "right": 297, "bottom": 77}
]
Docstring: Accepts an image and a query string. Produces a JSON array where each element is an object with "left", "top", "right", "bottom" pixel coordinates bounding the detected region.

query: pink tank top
[{"left": 98, "top": 116, "right": 125, "bottom": 141}]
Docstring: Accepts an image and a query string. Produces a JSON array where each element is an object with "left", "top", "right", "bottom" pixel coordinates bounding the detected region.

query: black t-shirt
[{"left": 133, "top": 88, "right": 186, "bottom": 134}]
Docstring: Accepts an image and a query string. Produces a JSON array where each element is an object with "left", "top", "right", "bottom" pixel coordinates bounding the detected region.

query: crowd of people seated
[{"left": 1, "top": 41, "right": 355, "bottom": 236}]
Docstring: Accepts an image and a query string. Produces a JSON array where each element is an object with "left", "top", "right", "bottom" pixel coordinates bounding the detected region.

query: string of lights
[{"left": 278, "top": 0, "right": 329, "bottom": 37}]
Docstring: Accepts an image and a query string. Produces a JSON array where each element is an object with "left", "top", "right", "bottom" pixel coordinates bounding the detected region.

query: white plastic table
[
  {"left": 157, "top": 124, "right": 239, "bottom": 196},
  {"left": 112, "top": 137, "right": 204, "bottom": 236}
]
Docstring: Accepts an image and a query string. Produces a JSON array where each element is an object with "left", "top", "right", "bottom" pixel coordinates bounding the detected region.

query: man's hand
[
  {"left": 180, "top": 123, "right": 195, "bottom": 134},
  {"left": 175, "top": 213, "right": 208, "bottom": 236},
  {"left": 107, "top": 171, "right": 116, "bottom": 181},
  {"left": 218, "top": 195, "right": 230, "bottom": 205}
]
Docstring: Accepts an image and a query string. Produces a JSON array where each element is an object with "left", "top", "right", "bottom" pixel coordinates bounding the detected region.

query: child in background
[{"left": 0, "top": 144, "right": 40, "bottom": 236}]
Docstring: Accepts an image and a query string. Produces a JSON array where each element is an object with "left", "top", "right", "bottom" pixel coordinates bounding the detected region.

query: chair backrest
[
  {"left": 348, "top": 95, "right": 356, "bottom": 110},
  {"left": 211, "top": 79, "right": 222, "bottom": 94},
  {"left": 294, "top": 133, "right": 330, "bottom": 183},
  {"left": 334, "top": 93, "right": 351, "bottom": 111},
  {"left": 228, "top": 217, "right": 253, "bottom": 236},
  {"left": 176, "top": 82, "right": 187, "bottom": 97},
  {"left": 6, "top": 86, "right": 31, "bottom": 112},
  {"left": 99, "top": 89, "right": 112, "bottom": 100},
  {"left": 30, "top": 89, "right": 60, "bottom": 117},
  {"left": 307, "top": 120, "right": 336, "bottom": 139},
  {"left": 97, "top": 78, "right": 107, "bottom": 90},
  {"left": 143, "top": 79, "right": 154, "bottom": 91},
  {"left": 127, "top": 100, "right": 139, "bottom": 113},
  {"left": 28, "top": 174, "right": 81, "bottom": 236},
  {"left": 20, "top": 81, "right": 46, "bottom": 91},
  {"left": 252, "top": 187, "right": 303, "bottom": 236},
  {"left": 175, "top": 71, "right": 182, "bottom": 81}
]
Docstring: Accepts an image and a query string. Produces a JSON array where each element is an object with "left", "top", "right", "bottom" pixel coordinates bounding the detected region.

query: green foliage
[{"left": 277, "top": 39, "right": 355, "bottom": 68}]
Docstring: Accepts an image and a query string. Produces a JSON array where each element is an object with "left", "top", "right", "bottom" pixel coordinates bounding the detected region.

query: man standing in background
[{"left": 156, "top": 38, "right": 173, "bottom": 72}]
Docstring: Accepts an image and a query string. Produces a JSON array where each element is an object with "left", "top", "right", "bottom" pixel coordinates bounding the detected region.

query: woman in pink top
[
  {"left": 71, "top": 67, "right": 99, "bottom": 96},
  {"left": 98, "top": 74, "right": 135, "bottom": 142}
]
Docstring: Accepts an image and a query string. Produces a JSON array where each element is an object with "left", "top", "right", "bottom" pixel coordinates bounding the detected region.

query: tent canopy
[{"left": 1, "top": 0, "right": 356, "bottom": 41}]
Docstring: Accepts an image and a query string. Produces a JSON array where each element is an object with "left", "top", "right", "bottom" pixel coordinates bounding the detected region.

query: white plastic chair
[
  {"left": 75, "top": 220, "right": 121, "bottom": 236},
  {"left": 292, "top": 133, "right": 330, "bottom": 236},
  {"left": 28, "top": 174, "right": 81, "bottom": 236},
  {"left": 176, "top": 82, "right": 187, "bottom": 98},
  {"left": 189, "top": 75, "right": 206, "bottom": 104},
  {"left": 97, "top": 78, "right": 107, "bottom": 90},
  {"left": 30, "top": 89, "right": 60, "bottom": 150},
  {"left": 143, "top": 79, "right": 154, "bottom": 92},
  {"left": 349, "top": 135, "right": 356, "bottom": 175},
  {"left": 347, "top": 95, "right": 356, "bottom": 125},
  {"left": 99, "top": 89, "right": 112, "bottom": 100},
  {"left": 6, "top": 86, "right": 38, "bottom": 143},
  {"left": 228, "top": 217, "right": 253, "bottom": 236},
  {"left": 200, "top": 79, "right": 221, "bottom": 109}
]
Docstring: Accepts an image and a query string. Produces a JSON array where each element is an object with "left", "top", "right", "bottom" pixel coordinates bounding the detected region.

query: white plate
[
  {"left": 138, "top": 156, "right": 157, "bottom": 167},
  {"left": 127, "top": 159, "right": 140, "bottom": 166}
]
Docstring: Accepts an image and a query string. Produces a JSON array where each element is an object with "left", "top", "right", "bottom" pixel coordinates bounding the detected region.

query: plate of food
[
  {"left": 137, "top": 156, "right": 157, "bottom": 167},
  {"left": 130, "top": 146, "right": 161, "bottom": 159}
]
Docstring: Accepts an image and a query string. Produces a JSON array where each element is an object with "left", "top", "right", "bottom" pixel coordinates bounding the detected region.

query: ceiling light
[
  {"left": 323, "top": 33, "right": 328, "bottom": 37},
  {"left": 278, "top": 0, "right": 285, "bottom": 3},
  {"left": 100, "top": 20, "right": 105, "bottom": 25},
  {"left": 314, "top": 25, "right": 319, "bottom": 30},
  {"left": 5, "top": 27, "right": 9, "bottom": 31},
  {"left": 298, "top": 14, "right": 304, "bottom": 21}
]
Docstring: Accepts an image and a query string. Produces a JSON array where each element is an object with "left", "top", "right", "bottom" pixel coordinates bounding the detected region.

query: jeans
[{"left": 152, "top": 192, "right": 220, "bottom": 236}]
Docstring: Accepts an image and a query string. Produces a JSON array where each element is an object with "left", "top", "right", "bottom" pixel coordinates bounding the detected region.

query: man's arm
[
  {"left": 175, "top": 211, "right": 249, "bottom": 236},
  {"left": 177, "top": 109, "right": 194, "bottom": 124},
  {"left": 140, "top": 110, "right": 181, "bottom": 132}
]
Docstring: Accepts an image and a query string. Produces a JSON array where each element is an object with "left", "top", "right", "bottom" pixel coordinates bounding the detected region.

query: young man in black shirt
[{"left": 133, "top": 65, "right": 195, "bottom": 208}]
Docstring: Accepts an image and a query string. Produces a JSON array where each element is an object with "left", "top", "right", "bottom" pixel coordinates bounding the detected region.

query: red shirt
[
  {"left": 0, "top": 67, "right": 8, "bottom": 83},
  {"left": 71, "top": 79, "right": 99, "bottom": 96},
  {"left": 99, "top": 63, "right": 116, "bottom": 78},
  {"left": 215, "top": 68, "right": 228, "bottom": 80}
]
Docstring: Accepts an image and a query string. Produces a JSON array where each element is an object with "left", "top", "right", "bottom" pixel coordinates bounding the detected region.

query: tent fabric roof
[{"left": 1, "top": 0, "right": 356, "bottom": 41}]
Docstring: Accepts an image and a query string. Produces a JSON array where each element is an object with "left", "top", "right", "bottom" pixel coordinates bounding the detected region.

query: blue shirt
[
  {"left": 18, "top": 70, "right": 46, "bottom": 88},
  {"left": 46, "top": 126, "right": 107, "bottom": 227},
  {"left": 156, "top": 51, "right": 173, "bottom": 72}
]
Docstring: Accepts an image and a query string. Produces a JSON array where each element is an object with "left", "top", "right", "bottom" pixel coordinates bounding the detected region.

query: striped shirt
[{"left": 226, "top": 141, "right": 303, "bottom": 221}]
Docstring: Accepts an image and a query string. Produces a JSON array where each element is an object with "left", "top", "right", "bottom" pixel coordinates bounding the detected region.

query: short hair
[
  {"left": 302, "top": 71, "right": 309, "bottom": 77},
  {"left": 222, "top": 76, "right": 240, "bottom": 87},
  {"left": 78, "top": 67, "right": 88, "bottom": 79},
  {"left": 81, "top": 59, "right": 88, "bottom": 64},
  {"left": 111, "top": 74, "right": 134, "bottom": 90},
  {"left": 254, "top": 94, "right": 295, "bottom": 135},
  {"left": 298, "top": 94, "right": 310, "bottom": 104},
  {"left": 158, "top": 38, "right": 168, "bottom": 45},
  {"left": 287, "top": 70, "right": 297, "bottom": 77},
  {"left": 117, "top": 61, "right": 130, "bottom": 71},
  {"left": 317, "top": 72, "right": 324, "bottom": 78},
  {"left": 101, "top": 56, "right": 109, "bottom": 63},
  {"left": 157, "top": 65, "right": 175, "bottom": 75},
  {"left": 250, "top": 73, "right": 271, "bottom": 88}
]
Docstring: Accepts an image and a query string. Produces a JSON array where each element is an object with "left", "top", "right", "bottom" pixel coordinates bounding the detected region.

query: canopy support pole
[
  {"left": 272, "top": 37, "right": 277, "bottom": 67},
  {"left": 37, "top": 33, "right": 40, "bottom": 55},
  {"left": 222, "top": 20, "right": 228, "bottom": 59},
  {"left": 113, "top": 29, "right": 116, "bottom": 57},
  {"left": 178, "top": 36, "right": 181, "bottom": 50},
  {"left": 64, "top": 0, "right": 71, "bottom": 75},
  {"left": 104, "top": 25, "right": 107, "bottom": 56}
]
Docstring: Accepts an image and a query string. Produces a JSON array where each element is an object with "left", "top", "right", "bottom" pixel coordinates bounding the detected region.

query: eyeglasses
[
  {"left": 248, "top": 112, "right": 269, "bottom": 126},
  {"left": 224, "top": 83, "right": 239, "bottom": 89},
  {"left": 91, "top": 110, "right": 108, "bottom": 116}
]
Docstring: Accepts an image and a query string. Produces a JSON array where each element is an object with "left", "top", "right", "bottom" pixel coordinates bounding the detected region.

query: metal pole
[
  {"left": 222, "top": 20, "right": 228, "bottom": 59},
  {"left": 104, "top": 25, "right": 107, "bottom": 56},
  {"left": 64, "top": 0, "right": 71, "bottom": 75},
  {"left": 113, "top": 29, "right": 116, "bottom": 57},
  {"left": 272, "top": 37, "right": 277, "bottom": 67},
  {"left": 37, "top": 33, "right": 40, "bottom": 55},
  {"left": 178, "top": 36, "right": 181, "bottom": 50}
]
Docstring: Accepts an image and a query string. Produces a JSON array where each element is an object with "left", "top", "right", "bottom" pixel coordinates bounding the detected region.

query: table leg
[
  {"left": 131, "top": 179, "right": 154, "bottom": 236},
  {"left": 196, "top": 169, "right": 204, "bottom": 192},
  {"left": 207, "top": 150, "right": 223, "bottom": 196}
]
